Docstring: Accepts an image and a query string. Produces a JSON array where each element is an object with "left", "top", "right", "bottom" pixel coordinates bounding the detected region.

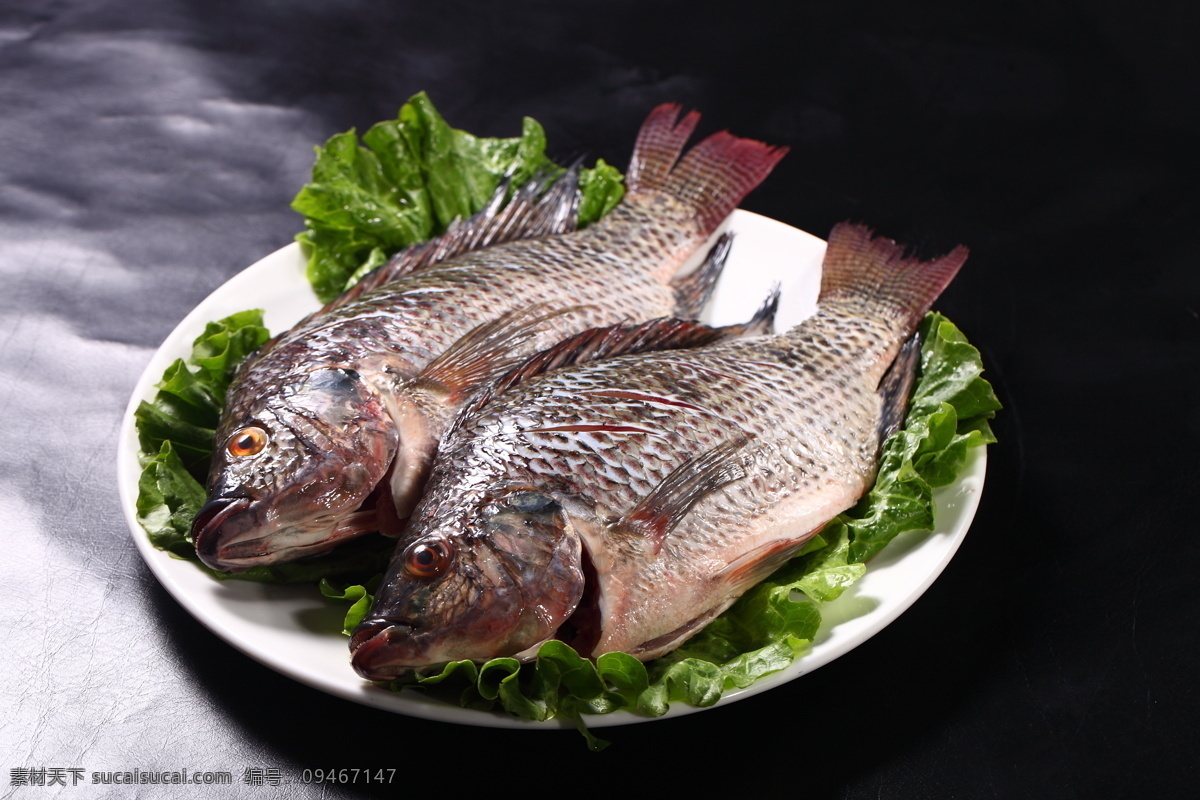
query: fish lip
[
  {"left": 193, "top": 496, "right": 254, "bottom": 570},
  {"left": 192, "top": 492, "right": 386, "bottom": 572},
  {"left": 349, "top": 618, "right": 418, "bottom": 681}
]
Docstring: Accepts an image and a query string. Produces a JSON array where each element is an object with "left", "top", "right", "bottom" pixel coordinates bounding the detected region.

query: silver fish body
[
  {"left": 193, "top": 105, "right": 787, "bottom": 571},
  {"left": 350, "top": 222, "right": 968, "bottom": 678}
]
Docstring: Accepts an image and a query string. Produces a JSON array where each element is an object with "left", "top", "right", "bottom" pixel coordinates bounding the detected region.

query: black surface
[{"left": 2, "top": 1, "right": 1197, "bottom": 797}]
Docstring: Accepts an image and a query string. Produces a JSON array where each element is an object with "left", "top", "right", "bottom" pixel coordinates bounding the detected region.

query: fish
[
  {"left": 348, "top": 222, "right": 968, "bottom": 679},
  {"left": 191, "top": 104, "right": 788, "bottom": 572}
]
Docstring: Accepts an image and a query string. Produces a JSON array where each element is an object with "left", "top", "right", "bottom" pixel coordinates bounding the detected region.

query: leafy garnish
[
  {"left": 134, "top": 310, "right": 270, "bottom": 484},
  {"left": 134, "top": 309, "right": 271, "bottom": 561}
]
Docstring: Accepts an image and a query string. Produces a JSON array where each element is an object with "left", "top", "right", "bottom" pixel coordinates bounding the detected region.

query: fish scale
[{"left": 350, "top": 222, "right": 969, "bottom": 676}]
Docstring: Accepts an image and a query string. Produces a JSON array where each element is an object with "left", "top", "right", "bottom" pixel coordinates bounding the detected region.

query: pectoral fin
[{"left": 616, "top": 436, "right": 755, "bottom": 554}]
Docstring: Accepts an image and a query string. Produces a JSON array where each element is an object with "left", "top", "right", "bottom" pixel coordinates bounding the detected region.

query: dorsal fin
[
  {"left": 411, "top": 303, "right": 590, "bottom": 400},
  {"left": 324, "top": 165, "right": 581, "bottom": 311},
  {"left": 744, "top": 284, "right": 780, "bottom": 337},
  {"left": 616, "top": 435, "right": 755, "bottom": 554},
  {"left": 451, "top": 312, "right": 763, "bottom": 434}
]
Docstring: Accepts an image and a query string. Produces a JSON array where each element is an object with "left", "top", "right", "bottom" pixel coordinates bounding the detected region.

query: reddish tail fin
[
  {"left": 626, "top": 104, "right": 701, "bottom": 192},
  {"left": 819, "top": 222, "right": 968, "bottom": 331},
  {"left": 626, "top": 104, "right": 788, "bottom": 233}
]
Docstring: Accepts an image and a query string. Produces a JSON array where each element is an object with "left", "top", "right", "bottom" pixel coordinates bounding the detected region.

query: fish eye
[
  {"left": 226, "top": 426, "right": 268, "bottom": 458},
  {"left": 403, "top": 539, "right": 453, "bottom": 580}
]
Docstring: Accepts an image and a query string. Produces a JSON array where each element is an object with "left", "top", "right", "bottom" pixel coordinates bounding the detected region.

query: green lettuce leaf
[
  {"left": 319, "top": 576, "right": 383, "bottom": 635},
  {"left": 292, "top": 91, "right": 625, "bottom": 302},
  {"left": 134, "top": 309, "right": 266, "bottom": 556},
  {"left": 137, "top": 440, "right": 208, "bottom": 558},
  {"left": 845, "top": 313, "right": 1000, "bottom": 563},
  {"left": 134, "top": 310, "right": 270, "bottom": 482}
]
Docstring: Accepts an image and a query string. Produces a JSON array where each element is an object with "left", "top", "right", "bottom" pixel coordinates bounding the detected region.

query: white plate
[{"left": 117, "top": 210, "right": 985, "bottom": 729}]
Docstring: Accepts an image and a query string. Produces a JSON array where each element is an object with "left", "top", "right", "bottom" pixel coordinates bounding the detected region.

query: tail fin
[
  {"left": 820, "top": 222, "right": 968, "bottom": 332},
  {"left": 626, "top": 104, "right": 788, "bottom": 234},
  {"left": 626, "top": 104, "right": 701, "bottom": 192}
]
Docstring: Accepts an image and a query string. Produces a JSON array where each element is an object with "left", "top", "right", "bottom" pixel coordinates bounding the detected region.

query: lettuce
[
  {"left": 134, "top": 310, "right": 270, "bottom": 485},
  {"left": 134, "top": 309, "right": 270, "bottom": 558}
]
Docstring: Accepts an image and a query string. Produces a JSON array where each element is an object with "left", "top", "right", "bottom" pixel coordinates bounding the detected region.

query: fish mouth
[
  {"left": 349, "top": 618, "right": 419, "bottom": 681},
  {"left": 193, "top": 495, "right": 383, "bottom": 572},
  {"left": 193, "top": 497, "right": 254, "bottom": 569}
]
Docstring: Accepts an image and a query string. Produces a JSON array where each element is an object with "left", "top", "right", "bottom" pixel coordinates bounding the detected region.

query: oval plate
[{"left": 117, "top": 210, "right": 985, "bottom": 729}]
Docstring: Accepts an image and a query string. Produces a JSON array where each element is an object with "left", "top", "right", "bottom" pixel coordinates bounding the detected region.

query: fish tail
[
  {"left": 626, "top": 104, "right": 789, "bottom": 234},
  {"left": 626, "top": 104, "right": 702, "bottom": 192},
  {"left": 819, "top": 222, "right": 968, "bottom": 332}
]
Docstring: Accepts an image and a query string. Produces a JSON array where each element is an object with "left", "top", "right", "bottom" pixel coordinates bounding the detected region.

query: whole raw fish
[
  {"left": 192, "top": 105, "right": 787, "bottom": 571},
  {"left": 350, "top": 222, "right": 968, "bottom": 678}
]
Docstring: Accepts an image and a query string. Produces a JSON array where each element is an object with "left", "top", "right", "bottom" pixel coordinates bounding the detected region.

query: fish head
[
  {"left": 193, "top": 367, "right": 399, "bottom": 571},
  {"left": 349, "top": 486, "right": 585, "bottom": 680}
]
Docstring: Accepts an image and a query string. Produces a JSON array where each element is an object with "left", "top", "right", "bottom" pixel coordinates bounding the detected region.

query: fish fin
[
  {"left": 819, "top": 222, "right": 968, "bottom": 332},
  {"left": 713, "top": 524, "right": 827, "bottom": 589},
  {"left": 453, "top": 302, "right": 777, "bottom": 432},
  {"left": 617, "top": 436, "right": 755, "bottom": 554},
  {"left": 452, "top": 315, "right": 749, "bottom": 428},
  {"left": 326, "top": 166, "right": 581, "bottom": 310},
  {"left": 626, "top": 104, "right": 702, "bottom": 193},
  {"left": 412, "top": 304, "right": 590, "bottom": 401},
  {"left": 626, "top": 105, "right": 788, "bottom": 235},
  {"left": 626, "top": 605, "right": 728, "bottom": 659},
  {"left": 741, "top": 283, "right": 780, "bottom": 337},
  {"left": 877, "top": 331, "right": 921, "bottom": 443},
  {"left": 670, "top": 233, "right": 733, "bottom": 317}
]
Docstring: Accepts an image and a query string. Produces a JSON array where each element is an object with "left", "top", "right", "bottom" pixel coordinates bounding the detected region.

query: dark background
[{"left": 2, "top": 1, "right": 1197, "bottom": 797}]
